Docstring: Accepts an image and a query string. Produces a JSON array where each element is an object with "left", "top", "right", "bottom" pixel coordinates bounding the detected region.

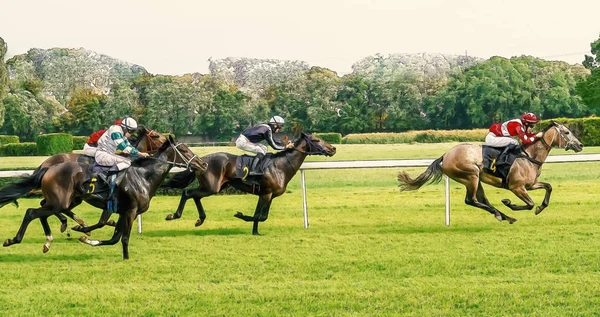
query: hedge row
[
  {"left": 72, "top": 136, "right": 88, "bottom": 150},
  {"left": 36, "top": 133, "right": 73, "bottom": 156},
  {"left": 341, "top": 129, "right": 488, "bottom": 144},
  {"left": 0, "top": 135, "right": 19, "bottom": 145},
  {"left": 0, "top": 142, "right": 37, "bottom": 156},
  {"left": 538, "top": 116, "right": 600, "bottom": 146},
  {"left": 313, "top": 132, "right": 342, "bottom": 144}
]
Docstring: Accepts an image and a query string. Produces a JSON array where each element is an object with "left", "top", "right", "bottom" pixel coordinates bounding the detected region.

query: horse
[
  {"left": 161, "top": 132, "right": 337, "bottom": 235},
  {"left": 397, "top": 121, "right": 583, "bottom": 223},
  {"left": 0, "top": 126, "right": 167, "bottom": 234},
  {"left": 2, "top": 135, "right": 205, "bottom": 259}
]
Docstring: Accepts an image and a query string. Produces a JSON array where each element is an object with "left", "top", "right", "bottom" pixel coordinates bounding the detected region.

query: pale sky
[{"left": 1, "top": 0, "right": 599, "bottom": 75}]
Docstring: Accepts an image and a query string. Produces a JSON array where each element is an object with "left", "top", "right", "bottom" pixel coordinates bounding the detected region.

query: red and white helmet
[{"left": 521, "top": 112, "right": 538, "bottom": 125}]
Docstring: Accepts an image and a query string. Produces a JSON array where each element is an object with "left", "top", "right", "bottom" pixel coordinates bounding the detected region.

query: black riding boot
[
  {"left": 496, "top": 144, "right": 520, "bottom": 166},
  {"left": 248, "top": 153, "right": 265, "bottom": 176}
]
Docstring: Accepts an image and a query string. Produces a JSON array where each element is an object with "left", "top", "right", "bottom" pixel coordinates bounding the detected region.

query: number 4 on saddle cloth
[
  {"left": 482, "top": 144, "right": 523, "bottom": 188},
  {"left": 234, "top": 154, "right": 273, "bottom": 194}
]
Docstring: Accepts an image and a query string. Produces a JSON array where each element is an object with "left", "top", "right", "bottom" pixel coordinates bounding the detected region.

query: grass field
[{"left": 1, "top": 144, "right": 600, "bottom": 316}]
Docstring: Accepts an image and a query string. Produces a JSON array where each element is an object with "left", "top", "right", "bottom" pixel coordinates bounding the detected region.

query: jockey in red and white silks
[
  {"left": 95, "top": 117, "right": 149, "bottom": 171},
  {"left": 485, "top": 113, "right": 540, "bottom": 147}
]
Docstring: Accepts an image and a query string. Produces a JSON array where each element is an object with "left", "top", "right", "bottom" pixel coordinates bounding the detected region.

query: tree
[{"left": 576, "top": 34, "right": 600, "bottom": 113}]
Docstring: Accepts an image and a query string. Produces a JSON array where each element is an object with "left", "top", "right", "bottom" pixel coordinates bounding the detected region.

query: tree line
[{"left": 1, "top": 35, "right": 600, "bottom": 141}]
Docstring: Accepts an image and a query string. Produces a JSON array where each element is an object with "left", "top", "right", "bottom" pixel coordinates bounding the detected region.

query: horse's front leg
[
  {"left": 502, "top": 182, "right": 552, "bottom": 215},
  {"left": 234, "top": 194, "right": 273, "bottom": 235},
  {"left": 72, "top": 209, "right": 114, "bottom": 234}
]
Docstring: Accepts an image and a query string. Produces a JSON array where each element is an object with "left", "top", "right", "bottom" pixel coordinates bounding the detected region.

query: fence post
[
  {"left": 301, "top": 169, "right": 309, "bottom": 229},
  {"left": 445, "top": 176, "right": 450, "bottom": 227}
]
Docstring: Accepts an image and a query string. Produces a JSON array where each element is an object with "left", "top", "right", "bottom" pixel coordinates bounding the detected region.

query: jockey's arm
[
  {"left": 265, "top": 129, "right": 285, "bottom": 150},
  {"left": 111, "top": 132, "right": 139, "bottom": 155},
  {"left": 515, "top": 126, "right": 537, "bottom": 145}
]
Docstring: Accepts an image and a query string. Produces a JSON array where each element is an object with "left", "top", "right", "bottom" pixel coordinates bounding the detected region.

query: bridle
[
  {"left": 138, "top": 128, "right": 206, "bottom": 170},
  {"left": 539, "top": 123, "right": 570, "bottom": 150},
  {"left": 292, "top": 134, "right": 329, "bottom": 155}
]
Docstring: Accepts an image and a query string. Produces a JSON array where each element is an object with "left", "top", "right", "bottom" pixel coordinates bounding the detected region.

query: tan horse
[{"left": 398, "top": 121, "right": 583, "bottom": 223}]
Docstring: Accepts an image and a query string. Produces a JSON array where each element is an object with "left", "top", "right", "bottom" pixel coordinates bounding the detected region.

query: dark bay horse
[
  {"left": 162, "top": 132, "right": 336, "bottom": 235},
  {"left": 398, "top": 121, "right": 583, "bottom": 223},
  {"left": 3, "top": 136, "right": 205, "bottom": 259},
  {"left": 0, "top": 126, "right": 167, "bottom": 233}
]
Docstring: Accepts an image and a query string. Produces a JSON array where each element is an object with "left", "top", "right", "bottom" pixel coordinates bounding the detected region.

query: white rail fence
[{"left": 2, "top": 153, "right": 600, "bottom": 233}]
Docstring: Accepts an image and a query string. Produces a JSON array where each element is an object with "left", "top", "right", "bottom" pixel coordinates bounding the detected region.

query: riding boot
[
  {"left": 107, "top": 173, "right": 118, "bottom": 213},
  {"left": 496, "top": 144, "right": 520, "bottom": 166},
  {"left": 249, "top": 153, "right": 265, "bottom": 176}
]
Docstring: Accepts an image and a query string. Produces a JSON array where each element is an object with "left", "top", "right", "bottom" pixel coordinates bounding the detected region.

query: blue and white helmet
[
  {"left": 268, "top": 115, "right": 285, "bottom": 128},
  {"left": 121, "top": 117, "right": 138, "bottom": 132}
]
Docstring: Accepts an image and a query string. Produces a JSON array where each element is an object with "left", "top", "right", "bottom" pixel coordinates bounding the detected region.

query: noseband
[{"left": 293, "top": 135, "right": 328, "bottom": 155}]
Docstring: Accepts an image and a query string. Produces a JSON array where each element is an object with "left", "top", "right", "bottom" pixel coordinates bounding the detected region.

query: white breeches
[
  {"left": 83, "top": 144, "right": 97, "bottom": 157},
  {"left": 235, "top": 134, "right": 267, "bottom": 155},
  {"left": 484, "top": 132, "right": 519, "bottom": 147},
  {"left": 95, "top": 151, "right": 131, "bottom": 171}
]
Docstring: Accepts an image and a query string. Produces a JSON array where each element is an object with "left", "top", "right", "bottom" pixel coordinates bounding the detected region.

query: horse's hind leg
[
  {"left": 72, "top": 209, "right": 115, "bottom": 234},
  {"left": 464, "top": 179, "right": 517, "bottom": 224},
  {"left": 3, "top": 206, "right": 57, "bottom": 247},
  {"left": 40, "top": 216, "right": 54, "bottom": 253}
]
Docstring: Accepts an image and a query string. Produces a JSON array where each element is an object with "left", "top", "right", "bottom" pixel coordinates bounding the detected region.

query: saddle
[
  {"left": 234, "top": 154, "right": 274, "bottom": 193},
  {"left": 482, "top": 145, "right": 522, "bottom": 188},
  {"left": 81, "top": 162, "right": 127, "bottom": 211}
]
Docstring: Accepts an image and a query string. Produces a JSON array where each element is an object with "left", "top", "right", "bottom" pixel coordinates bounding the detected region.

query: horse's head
[
  {"left": 133, "top": 125, "right": 167, "bottom": 154},
  {"left": 292, "top": 132, "right": 337, "bottom": 156},
  {"left": 540, "top": 121, "right": 583, "bottom": 153},
  {"left": 153, "top": 135, "right": 208, "bottom": 172}
]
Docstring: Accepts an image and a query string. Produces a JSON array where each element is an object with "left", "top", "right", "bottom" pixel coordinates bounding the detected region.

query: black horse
[
  {"left": 2, "top": 135, "right": 204, "bottom": 259},
  {"left": 0, "top": 126, "right": 168, "bottom": 234},
  {"left": 162, "top": 132, "right": 336, "bottom": 235}
]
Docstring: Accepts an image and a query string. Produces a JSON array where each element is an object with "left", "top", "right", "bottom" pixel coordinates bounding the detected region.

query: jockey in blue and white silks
[{"left": 95, "top": 117, "right": 149, "bottom": 171}]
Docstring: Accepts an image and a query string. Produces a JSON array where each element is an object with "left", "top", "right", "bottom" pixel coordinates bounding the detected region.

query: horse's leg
[
  {"left": 55, "top": 213, "right": 68, "bottom": 233},
  {"left": 40, "top": 216, "right": 54, "bottom": 253},
  {"left": 72, "top": 209, "right": 114, "bottom": 234},
  {"left": 463, "top": 179, "right": 517, "bottom": 224},
  {"left": 3, "top": 206, "right": 57, "bottom": 247},
  {"left": 166, "top": 187, "right": 213, "bottom": 227},
  {"left": 78, "top": 213, "right": 125, "bottom": 248},
  {"left": 120, "top": 211, "right": 138, "bottom": 260},
  {"left": 503, "top": 182, "right": 552, "bottom": 214},
  {"left": 501, "top": 186, "right": 535, "bottom": 211},
  {"left": 234, "top": 194, "right": 273, "bottom": 235}
]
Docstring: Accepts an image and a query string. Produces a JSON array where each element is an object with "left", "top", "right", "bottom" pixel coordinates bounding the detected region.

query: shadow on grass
[
  {"left": 143, "top": 227, "right": 248, "bottom": 237},
  {"left": 375, "top": 225, "right": 494, "bottom": 235},
  {"left": 0, "top": 253, "right": 98, "bottom": 263}
]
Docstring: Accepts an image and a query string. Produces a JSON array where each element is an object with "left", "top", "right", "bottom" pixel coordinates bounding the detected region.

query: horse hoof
[
  {"left": 166, "top": 214, "right": 174, "bottom": 220},
  {"left": 85, "top": 231, "right": 91, "bottom": 236},
  {"left": 60, "top": 222, "right": 67, "bottom": 233},
  {"left": 234, "top": 212, "right": 243, "bottom": 218},
  {"left": 78, "top": 236, "right": 88, "bottom": 243},
  {"left": 535, "top": 207, "right": 543, "bottom": 215},
  {"left": 106, "top": 220, "right": 116, "bottom": 226},
  {"left": 509, "top": 218, "right": 517, "bottom": 224},
  {"left": 501, "top": 199, "right": 511, "bottom": 206},
  {"left": 43, "top": 245, "right": 49, "bottom": 253},
  {"left": 195, "top": 219, "right": 204, "bottom": 227},
  {"left": 3, "top": 239, "right": 10, "bottom": 247}
]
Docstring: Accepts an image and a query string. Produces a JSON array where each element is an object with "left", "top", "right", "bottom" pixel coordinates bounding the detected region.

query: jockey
[
  {"left": 82, "top": 119, "right": 123, "bottom": 157},
  {"left": 95, "top": 117, "right": 149, "bottom": 211},
  {"left": 485, "top": 112, "right": 543, "bottom": 165},
  {"left": 235, "top": 115, "right": 293, "bottom": 175}
]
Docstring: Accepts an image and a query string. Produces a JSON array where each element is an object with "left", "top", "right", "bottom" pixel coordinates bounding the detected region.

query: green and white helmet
[{"left": 121, "top": 117, "right": 138, "bottom": 132}]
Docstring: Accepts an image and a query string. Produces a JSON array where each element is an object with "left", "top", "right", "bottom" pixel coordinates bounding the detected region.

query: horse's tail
[
  {"left": 0, "top": 167, "right": 48, "bottom": 208},
  {"left": 161, "top": 169, "right": 196, "bottom": 189},
  {"left": 397, "top": 156, "right": 444, "bottom": 191}
]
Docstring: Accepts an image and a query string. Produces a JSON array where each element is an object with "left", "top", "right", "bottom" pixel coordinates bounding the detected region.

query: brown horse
[
  {"left": 397, "top": 121, "right": 583, "bottom": 223},
  {"left": 2, "top": 135, "right": 205, "bottom": 259},
  {"left": 0, "top": 126, "right": 167, "bottom": 233},
  {"left": 162, "top": 132, "right": 336, "bottom": 235}
]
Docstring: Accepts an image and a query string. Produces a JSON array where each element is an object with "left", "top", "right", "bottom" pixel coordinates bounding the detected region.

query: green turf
[{"left": 0, "top": 144, "right": 600, "bottom": 316}]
